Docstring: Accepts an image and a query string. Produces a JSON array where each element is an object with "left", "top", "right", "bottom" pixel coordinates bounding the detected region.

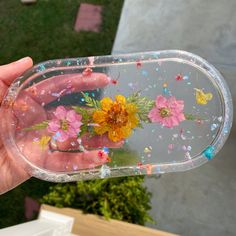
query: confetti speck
[
  {"left": 203, "top": 146, "right": 215, "bottom": 160},
  {"left": 141, "top": 70, "right": 148, "bottom": 77},
  {"left": 100, "top": 165, "right": 111, "bottom": 178},
  {"left": 175, "top": 74, "right": 183, "bottom": 81},
  {"left": 218, "top": 116, "right": 223, "bottom": 122},
  {"left": 211, "top": 123, "right": 219, "bottom": 131}
]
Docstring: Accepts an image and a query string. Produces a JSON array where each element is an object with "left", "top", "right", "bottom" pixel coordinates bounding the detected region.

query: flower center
[
  {"left": 60, "top": 120, "right": 69, "bottom": 130},
  {"left": 159, "top": 108, "right": 171, "bottom": 118},
  {"left": 107, "top": 103, "right": 128, "bottom": 127}
]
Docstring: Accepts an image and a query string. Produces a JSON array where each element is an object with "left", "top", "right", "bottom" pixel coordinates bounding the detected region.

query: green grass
[
  {"left": 0, "top": 0, "right": 123, "bottom": 228},
  {"left": 0, "top": 0, "right": 123, "bottom": 64}
]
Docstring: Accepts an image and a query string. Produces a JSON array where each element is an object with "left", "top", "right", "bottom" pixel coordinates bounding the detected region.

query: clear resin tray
[{"left": 0, "top": 50, "right": 233, "bottom": 182}]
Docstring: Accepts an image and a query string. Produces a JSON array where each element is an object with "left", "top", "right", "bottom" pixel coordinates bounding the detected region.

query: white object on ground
[{"left": 0, "top": 209, "right": 75, "bottom": 236}]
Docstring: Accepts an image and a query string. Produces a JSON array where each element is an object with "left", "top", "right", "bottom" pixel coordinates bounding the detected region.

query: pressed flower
[
  {"left": 194, "top": 88, "right": 213, "bottom": 105},
  {"left": 34, "top": 136, "right": 51, "bottom": 149},
  {"left": 48, "top": 106, "right": 83, "bottom": 142},
  {"left": 92, "top": 95, "right": 139, "bottom": 142},
  {"left": 148, "top": 95, "right": 185, "bottom": 128}
]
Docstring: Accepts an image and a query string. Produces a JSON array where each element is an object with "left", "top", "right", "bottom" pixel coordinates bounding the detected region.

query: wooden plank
[{"left": 41, "top": 204, "right": 178, "bottom": 236}]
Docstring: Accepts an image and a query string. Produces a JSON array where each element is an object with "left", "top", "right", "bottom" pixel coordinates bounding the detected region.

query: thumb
[{"left": 0, "top": 57, "right": 33, "bottom": 86}]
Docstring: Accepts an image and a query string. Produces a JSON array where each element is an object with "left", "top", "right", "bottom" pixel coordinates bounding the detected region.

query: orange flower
[{"left": 93, "top": 95, "right": 139, "bottom": 142}]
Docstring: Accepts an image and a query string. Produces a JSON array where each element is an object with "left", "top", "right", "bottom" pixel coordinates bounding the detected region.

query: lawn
[{"left": 0, "top": 0, "right": 124, "bottom": 228}]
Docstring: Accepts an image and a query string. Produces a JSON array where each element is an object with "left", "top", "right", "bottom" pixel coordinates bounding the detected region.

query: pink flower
[
  {"left": 148, "top": 95, "right": 185, "bottom": 128},
  {"left": 48, "top": 106, "right": 83, "bottom": 142}
]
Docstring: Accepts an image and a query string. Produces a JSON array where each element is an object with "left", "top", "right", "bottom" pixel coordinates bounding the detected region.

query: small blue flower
[
  {"left": 103, "top": 147, "right": 109, "bottom": 154},
  {"left": 203, "top": 146, "right": 215, "bottom": 160}
]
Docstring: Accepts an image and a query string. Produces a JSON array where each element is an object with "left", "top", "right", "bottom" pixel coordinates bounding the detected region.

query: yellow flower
[
  {"left": 34, "top": 136, "right": 51, "bottom": 149},
  {"left": 93, "top": 95, "right": 139, "bottom": 142},
  {"left": 195, "top": 88, "right": 213, "bottom": 105}
]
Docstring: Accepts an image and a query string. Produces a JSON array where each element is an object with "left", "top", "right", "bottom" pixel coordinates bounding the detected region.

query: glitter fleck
[
  {"left": 144, "top": 146, "right": 152, "bottom": 153},
  {"left": 141, "top": 70, "right": 148, "bottom": 77},
  {"left": 211, "top": 123, "right": 219, "bottom": 131},
  {"left": 203, "top": 146, "right": 215, "bottom": 160},
  {"left": 185, "top": 152, "right": 191, "bottom": 160},
  {"left": 38, "top": 64, "right": 46, "bottom": 72},
  {"left": 168, "top": 144, "right": 174, "bottom": 150},
  {"left": 217, "top": 116, "right": 223, "bottom": 122},
  {"left": 100, "top": 165, "right": 111, "bottom": 178}
]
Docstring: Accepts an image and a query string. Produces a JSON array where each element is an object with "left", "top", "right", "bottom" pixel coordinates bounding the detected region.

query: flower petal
[
  {"left": 71, "top": 121, "right": 83, "bottom": 130},
  {"left": 148, "top": 108, "right": 161, "bottom": 122},
  {"left": 115, "top": 95, "right": 126, "bottom": 105},
  {"left": 176, "top": 113, "right": 186, "bottom": 122},
  {"left": 93, "top": 110, "right": 107, "bottom": 123},
  {"left": 155, "top": 95, "right": 168, "bottom": 108},
  {"left": 94, "top": 125, "right": 108, "bottom": 135},
  {"left": 66, "top": 110, "right": 82, "bottom": 123},
  {"left": 57, "top": 130, "right": 69, "bottom": 142},
  {"left": 48, "top": 120, "right": 60, "bottom": 132},
  {"left": 67, "top": 127, "right": 78, "bottom": 138},
  {"left": 108, "top": 129, "right": 122, "bottom": 142},
  {"left": 169, "top": 116, "right": 180, "bottom": 127},
  {"left": 128, "top": 114, "right": 139, "bottom": 128},
  {"left": 162, "top": 117, "right": 173, "bottom": 128},
  {"left": 169, "top": 97, "right": 184, "bottom": 112},
  {"left": 101, "top": 97, "right": 113, "bottom": 111},
  {"left": 126, "top": 103, "right": 138, "bottom": 113},
  {"left": 120, "top": 126, "right": 132, "bottom": 138},
  {"left": 54, "top": 106, "right": 67, "bottom": 119}
]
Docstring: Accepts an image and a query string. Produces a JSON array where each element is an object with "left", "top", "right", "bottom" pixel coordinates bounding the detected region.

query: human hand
[
  {"left": 0, "top": 58, "right": 122, "bottom": 194},
  {"left": 0, "top": 57, "right": 33, "bottom": 194}
]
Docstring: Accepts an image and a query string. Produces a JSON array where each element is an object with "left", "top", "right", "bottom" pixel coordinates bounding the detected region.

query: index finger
[{"left": 26, "top": 73, "right": 110, "bottom": 105}]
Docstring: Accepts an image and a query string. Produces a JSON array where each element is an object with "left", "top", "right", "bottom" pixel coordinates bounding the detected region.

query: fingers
[
  {"left": 0, "top": 57, "right": 33, "bottom": 86},
  {"left": 12, "top": 91, "right": 47, "bottom": 129},
  {"left": 44, "top": 149, "right": 109, "bottom": 171},
  {"left": 82, "top": 134, "right": 124, "bottom": 148},
  {"left": 26, "top": 73, "right": 110, "bottom": 105},
  {"left": 54, "top": 134, "right": 124, "bottom": 151}
]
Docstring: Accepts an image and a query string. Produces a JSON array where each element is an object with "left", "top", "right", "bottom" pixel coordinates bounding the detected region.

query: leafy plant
[{"left": 41, "top": 176, "right": 154, "bottom": 225}]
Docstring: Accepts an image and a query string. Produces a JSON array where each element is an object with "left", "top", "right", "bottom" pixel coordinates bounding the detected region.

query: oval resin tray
[{"left": 0, "top": 50, "right": 233, "bottom": 182}]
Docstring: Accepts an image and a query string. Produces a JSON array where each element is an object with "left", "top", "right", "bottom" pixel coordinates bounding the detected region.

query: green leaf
[
  {"left": 81, "top": 92, "right": 101, "bottom": 109},
  {"left": 184, "top": 113, "right": 204, "bottom": 121},
  {"left": 127, "top": 92, "right": 155, "bottom": 123},
  {"left": 24, "top": 121, "right": 49, "bottom": 131}
]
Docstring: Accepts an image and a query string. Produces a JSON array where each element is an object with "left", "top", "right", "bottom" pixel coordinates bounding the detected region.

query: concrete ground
[{"left": 112, "top": 1, "right": 236, "bottom": 235}]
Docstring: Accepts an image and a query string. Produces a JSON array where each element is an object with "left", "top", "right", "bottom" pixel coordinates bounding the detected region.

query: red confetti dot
[
  {"left": 136, "top": 60, "right": 142, "bottom": 68},
  {"left": 111, "top": 79, "right": 118, "bottom": 85},
  {"left": 137, "top": 162, "right": 143, "bottom": 167},
  {"left": 175, "top": 74, "right": 183, "bottom": 81},
  {"left": 98, "top": 150, "right": 104, "bottom": 157}
]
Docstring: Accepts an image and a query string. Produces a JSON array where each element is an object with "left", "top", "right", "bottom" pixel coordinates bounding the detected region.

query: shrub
[{"left": 41, "top": 176, "right": 154, "bottom": 225}]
